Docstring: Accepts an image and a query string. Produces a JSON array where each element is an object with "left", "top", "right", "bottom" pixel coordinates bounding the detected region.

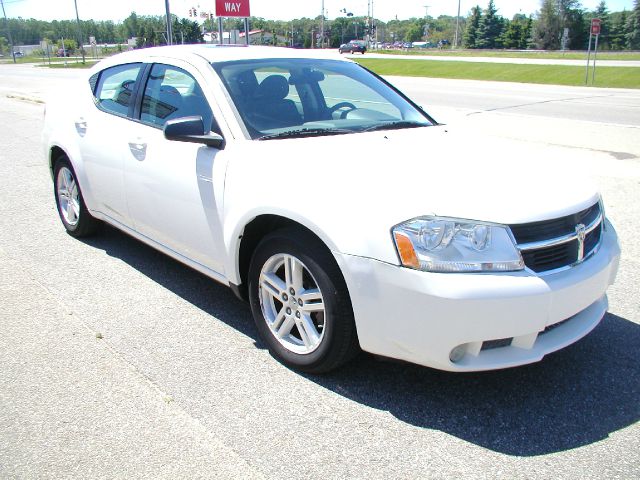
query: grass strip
[
  {"left": 1, "top": 57, "right": 99, "bottom": 68},
  {"left": 43, "top": 61, "right": 98, "bottom": 69},
  {"left": 356, "top": 58, "right": 640, "bottom": 89},
  {"left": 376, "top": 49, "right": 640, "bottom": 61}
]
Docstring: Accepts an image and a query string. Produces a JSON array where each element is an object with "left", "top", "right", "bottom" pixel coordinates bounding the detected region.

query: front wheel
[
  {"left": 53, "top": 157, "right": 100, "bottom": 237},
  {"left": 248, "top": 228, "right": 359, "bottom": 373}
]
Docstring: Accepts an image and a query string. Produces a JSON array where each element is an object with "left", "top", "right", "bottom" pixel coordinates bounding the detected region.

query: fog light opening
[{"left": 449, "top": 344, "right": 467, "bottom": 363}]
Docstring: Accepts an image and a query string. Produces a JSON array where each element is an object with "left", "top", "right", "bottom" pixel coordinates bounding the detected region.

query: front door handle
[{"left": 128, "top": 140, "right": 147, "bottom": 161}]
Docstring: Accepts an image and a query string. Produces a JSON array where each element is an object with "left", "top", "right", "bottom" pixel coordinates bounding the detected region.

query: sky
[{"left": 1, "top": 0, "right": 635, "bottom": 23}]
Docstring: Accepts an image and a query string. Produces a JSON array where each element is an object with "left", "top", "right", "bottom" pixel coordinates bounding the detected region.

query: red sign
[
  {"left": 216, "top": 0, "right": 250, "bottom": 17},
  {"left": 591, "top": 18, "right": 601, "bottom": 35}
]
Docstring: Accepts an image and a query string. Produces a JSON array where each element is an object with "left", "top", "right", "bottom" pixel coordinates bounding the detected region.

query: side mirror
[{"left": 164, "top": 116, "right": 225, "bottom": 149}]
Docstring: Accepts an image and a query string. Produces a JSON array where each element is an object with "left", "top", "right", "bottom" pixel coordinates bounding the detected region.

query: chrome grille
[{"left": 509, "top": 202, "right": 603, "bottom": 274}]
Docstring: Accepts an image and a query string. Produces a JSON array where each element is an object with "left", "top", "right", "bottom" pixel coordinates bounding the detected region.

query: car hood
[{"left": 225, "top": 125, "right": 600, "bottom": 263}]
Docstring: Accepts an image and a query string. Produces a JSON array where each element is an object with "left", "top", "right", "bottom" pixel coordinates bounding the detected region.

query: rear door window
[{"left": 94, "top": 63, "right": 142, "bottom": 117}]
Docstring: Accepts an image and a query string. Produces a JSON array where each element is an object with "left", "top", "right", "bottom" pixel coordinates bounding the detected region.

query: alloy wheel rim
[
  {"left": 57, "top": 166, "right": 80, "bottom": 226},
  {"left": 259, "top": 253, "right": 326, "bottom": 354}
]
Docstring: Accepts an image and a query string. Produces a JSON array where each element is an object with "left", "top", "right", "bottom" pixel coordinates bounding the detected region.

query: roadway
[{"left": 1, "top": 63, "right": 639, "bottom": 479}]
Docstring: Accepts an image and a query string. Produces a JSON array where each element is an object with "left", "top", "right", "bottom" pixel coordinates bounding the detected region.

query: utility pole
[
  {"left": 1, "top": 0, "right": 16, "bottom": 63},
  {"left": 372, "top": 0, "right": 377, "bottom": 47},
  {"left": 454, "top": 0, "right": 461, "bottom": 48},
  {"left": 319, "top": 0, "right": 324, "bottom": 48},
  {"left": 61, "top": 36, "right": 67, "bottom": 66},
  {"left": 366, "top": 0, "right": 370, "bottom": 48},
  {"left": 73, "top": 0, "right": 85, "bottom": 64},
  {"left": 423, "top": 5, "right": 430, "bottom": 42},
  {"left": 164, "top": 0, "right": 173, "bottom": 45}
]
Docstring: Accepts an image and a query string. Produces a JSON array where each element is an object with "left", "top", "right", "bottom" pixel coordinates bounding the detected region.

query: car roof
[{"left": 90, "top": 44, "right": 353, "bottom": 73}]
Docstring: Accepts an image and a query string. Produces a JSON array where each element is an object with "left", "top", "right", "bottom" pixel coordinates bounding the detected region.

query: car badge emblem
[{"left": 575, "top": 223, "right": 586, "bottom": 261}]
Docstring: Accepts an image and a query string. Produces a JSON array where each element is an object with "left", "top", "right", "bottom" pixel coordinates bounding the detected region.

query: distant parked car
[
  {"left": 13, "top": 51, "right": 24, "bottom": 58},
  {"left": 339, "top": 40, "right": 366, "bottom": 54},
  {"left": 56, "top": 48, "right": 70, "bottom": 57}
]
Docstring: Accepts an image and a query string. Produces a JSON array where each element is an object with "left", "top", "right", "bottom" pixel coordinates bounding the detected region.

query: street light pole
[
  {"left": 164, "top": 0, "right": 173, "bottom": 45},
  {"left": 73, "top": 0, "right": 85, "bottom": 64},
  {"left": 1, "top": 0, "right": 16, "bottom": 63}
]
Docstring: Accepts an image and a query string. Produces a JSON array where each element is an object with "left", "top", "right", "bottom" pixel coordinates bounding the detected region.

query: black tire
[
  {"left": 248, "top": 228, "right": 359, "bottom": 373},
  {"left": 53, "top": 156, "right": 101, "bottom": 237}
]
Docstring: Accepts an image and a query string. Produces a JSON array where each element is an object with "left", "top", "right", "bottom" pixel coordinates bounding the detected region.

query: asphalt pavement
[{"left": 0, "top": 65, "right": 639, "bottom": 479}]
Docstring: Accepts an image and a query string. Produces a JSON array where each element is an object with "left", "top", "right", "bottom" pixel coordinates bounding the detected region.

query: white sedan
[{"left": 43, "top": 45, "right": 620, "bottom": 373}]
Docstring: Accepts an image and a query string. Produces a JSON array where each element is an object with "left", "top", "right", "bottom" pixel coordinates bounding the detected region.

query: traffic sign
[
  {"left": 591, "top": 18, "right": 601, "bottom": 35},
  {"left": 216, "top": 0, "right": 250, "bottom": 17}
]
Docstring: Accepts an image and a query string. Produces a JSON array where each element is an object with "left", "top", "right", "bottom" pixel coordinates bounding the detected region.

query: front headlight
[{"left": 392, "top": 216, "right": 524, "bottom": 273}]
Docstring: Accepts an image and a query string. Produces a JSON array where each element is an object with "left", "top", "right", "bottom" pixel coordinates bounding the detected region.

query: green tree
[
  {"left": 533, "top": 0, "right": 585, "bottom": 50},
  {"left": 609, "top": 10, "right": 628, "bottom": 49},
  {"left": 566, "top": 8, "right": 587, "bottom": 49},
  {"left": 627, "top": 0, "right": 640, "bottom": 49},
  {"left": 406, "top": 20, "right": 425, "bottom": 42},
  {"left": 593, "top": 1, "right": 610, "bottom": 48},
  {"left": 121, "top": 12, "right": 139, "bottom": 40},
  {"left": 428, "top": 15, "right": 465, "bottom": 45},
  {"left": 57, "top": 38, "right": 77, "bottom": 54},
  {"left": 501, "top": 13, "right": 531, "bottom": 49},
  {"left": 533, "top": 0, "right": 561, "bottom": 49},
  {"left": 476, "top": 0, "right": 504, "bottom": 48},
  {"left": 522, "top": 16, "right": 534, "bottom": 48},
  {"left": 174, "top": 18, "right": 203, "bottom": 44},
  {"left": 463, "top": 6, "right": 482, "bottom": 48}
]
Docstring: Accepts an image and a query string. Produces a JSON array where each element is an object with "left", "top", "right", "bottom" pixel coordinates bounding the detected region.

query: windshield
[{"left": 212, "top": 58, "right": 435, "bottom": 140}]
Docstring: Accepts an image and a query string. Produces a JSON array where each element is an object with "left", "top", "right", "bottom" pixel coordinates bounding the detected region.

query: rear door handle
[{"left": 74, "top": 117, "right": 87, "bottom": 136}]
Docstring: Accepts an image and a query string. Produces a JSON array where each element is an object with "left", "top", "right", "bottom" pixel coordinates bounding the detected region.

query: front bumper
[{"left": 335, "top": 220, "right": 620, "bottom": 372}]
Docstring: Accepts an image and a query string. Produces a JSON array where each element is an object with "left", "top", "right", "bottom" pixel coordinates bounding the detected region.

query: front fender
[{"left": 223, "top": 207, "right": 342, "bottom": 285}]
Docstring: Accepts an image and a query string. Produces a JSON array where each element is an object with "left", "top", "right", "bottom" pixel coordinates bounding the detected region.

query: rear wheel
[
  {"left": 248, "top": 228, "right": 359, "bottom": 373},
  {"left": 53, "top": 157, "right": 100, "bottom": 237}
]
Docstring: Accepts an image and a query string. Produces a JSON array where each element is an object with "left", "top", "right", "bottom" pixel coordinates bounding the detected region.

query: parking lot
[{"left": 0, "top": 64, "right": 639, "bottom": 479}]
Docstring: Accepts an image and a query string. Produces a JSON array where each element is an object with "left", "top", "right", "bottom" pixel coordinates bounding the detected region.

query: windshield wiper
[
  {"left": 361, "top": 121, "right": 429, "bottom": 133},
  {"left": 257, "top": 127, "right": 353, "bottom": 141}
]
